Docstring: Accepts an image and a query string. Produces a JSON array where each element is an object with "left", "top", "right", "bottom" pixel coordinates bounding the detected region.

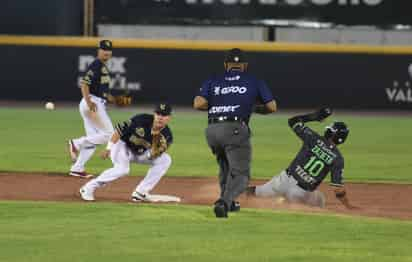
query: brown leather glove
[
  {"left": 150, "top": 132, "right": 168, "bottom": 159},
  {"left": 114, "top": 95, "right": 132, "bottom": 106}
]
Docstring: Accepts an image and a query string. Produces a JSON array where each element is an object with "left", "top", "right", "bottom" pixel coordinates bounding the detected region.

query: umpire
[{"left": 193, "top": 48, "right": 277, "bottom": 218}]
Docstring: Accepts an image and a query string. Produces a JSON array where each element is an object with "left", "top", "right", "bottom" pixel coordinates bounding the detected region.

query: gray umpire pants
[{"left": 206, "top": 121, "right": 251, "bottom": 208}]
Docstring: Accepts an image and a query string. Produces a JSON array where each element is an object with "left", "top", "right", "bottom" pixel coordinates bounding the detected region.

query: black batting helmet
[{"left": 324, "top": 122, "right": 349, "bottom": 145}]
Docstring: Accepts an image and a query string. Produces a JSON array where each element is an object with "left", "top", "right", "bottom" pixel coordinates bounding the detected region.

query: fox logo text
[
  {"left": 79, "top": 56, "right": 126, "bottom": 73},
  {"left": 77, "top": 55, "right": 141, "bottom": 91}
]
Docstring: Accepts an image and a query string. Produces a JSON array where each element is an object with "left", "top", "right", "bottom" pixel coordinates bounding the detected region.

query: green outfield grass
[
  {"left": 0, "top": 201, "right": 411, "bottom": 262},
  {"left": 1, "top": 107, "right": 412, "bottom": 261},
  {"left": 0, "top": 107, "right": 411, "bottom": 182}
]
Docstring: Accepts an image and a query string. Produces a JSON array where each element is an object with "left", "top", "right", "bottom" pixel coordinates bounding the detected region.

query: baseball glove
[
  {"left": 113, "top": 95, "right": 132, "bottom": 107},
  {"left": 150, "top": 132, "right": 168, "bottom": 159}
]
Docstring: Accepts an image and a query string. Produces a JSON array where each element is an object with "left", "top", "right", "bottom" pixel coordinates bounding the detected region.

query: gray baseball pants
[
  {"left": 255, "top": 170, "right": 326, "bottom": 208},
  {"left": 206, "top": 121, "right": 251, "bottom": 208}
]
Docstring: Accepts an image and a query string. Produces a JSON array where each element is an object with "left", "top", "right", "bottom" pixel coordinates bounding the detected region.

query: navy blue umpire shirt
[{"left": 199, "top": 71, "right": 274, "bottom": 122}]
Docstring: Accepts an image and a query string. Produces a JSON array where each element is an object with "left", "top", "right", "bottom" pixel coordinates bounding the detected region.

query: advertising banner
[{"left": 1, "top": 44, "right": 412, "bottom": 109}]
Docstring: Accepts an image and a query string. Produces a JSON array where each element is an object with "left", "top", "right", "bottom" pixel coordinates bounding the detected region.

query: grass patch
[
  {"left": 0, "top": 201, "right": 411, "bottom": 262},
  {"left": 0, "top": 107, "right": 411, "bottom": 183}
]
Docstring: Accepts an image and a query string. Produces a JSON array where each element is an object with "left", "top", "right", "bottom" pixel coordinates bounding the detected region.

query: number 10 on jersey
[{"left": 303, "top": 156, "right": 325, "bottom": 177}]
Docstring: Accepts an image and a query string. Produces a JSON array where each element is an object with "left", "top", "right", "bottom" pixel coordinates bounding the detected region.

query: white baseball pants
[
  {"left": 255, "top": 170, "right": 325, "bottom": 208},
  {"left": 71, "top": 95, "right": 114, "bottom": 172},
  {"left": 82, "top": 140, "right": 172, "bottom": 195}
]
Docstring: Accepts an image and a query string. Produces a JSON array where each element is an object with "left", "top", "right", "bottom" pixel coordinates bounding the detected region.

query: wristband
[{"left": 106, "top": 141, "right": 114, "bottom": 150}]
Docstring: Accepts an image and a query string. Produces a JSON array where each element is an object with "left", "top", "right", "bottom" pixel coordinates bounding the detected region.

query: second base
[{"left": 146, "top": 194, "right": 181, "bottom": 203}]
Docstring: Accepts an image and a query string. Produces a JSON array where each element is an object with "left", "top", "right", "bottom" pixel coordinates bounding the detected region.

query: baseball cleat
[
  {"left": 229, "top": 201, "right": 240, "bottom": 212},
  {"left": 69, "top": 171, "right": 94, "bottom": 179},
  {"left": 68, "top": 140, "right": 78, "bottom": 163},
  {"left": 245, "top": 186, "right": 256, "bottom": 196},
  {"left": 131, "top": 191, "right": 150, "bottom": 202},
  {"left": 213, "top": 199, "right": 228, "bottom": 218},
  {"left": 79, "top": 186, "right": 95, "bottom": 201}
]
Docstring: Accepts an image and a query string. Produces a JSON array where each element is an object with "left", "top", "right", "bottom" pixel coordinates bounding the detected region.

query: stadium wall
[{"left": 1, "top": 36, "right": 412, "bottom": 109}]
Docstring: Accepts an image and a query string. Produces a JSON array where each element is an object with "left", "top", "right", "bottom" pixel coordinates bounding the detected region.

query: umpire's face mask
[{"left": 224, "top": 62, "right": 248, "bottom": 72}]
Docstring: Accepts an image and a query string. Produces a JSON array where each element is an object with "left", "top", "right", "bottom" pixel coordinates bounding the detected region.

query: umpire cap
[
  {"left": 99, "top": 40, "right": 113, "bottom": 51},
  {"left": 224, "top": 48, "right": 246, "bottom": 63},
  {"left": 154, "top": 103, "right": 172, "bottom": 116}
]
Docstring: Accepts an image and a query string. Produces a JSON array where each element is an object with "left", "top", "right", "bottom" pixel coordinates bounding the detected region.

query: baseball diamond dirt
[{"left": 1, "top": 172, "right": 412, "bottom": 220}]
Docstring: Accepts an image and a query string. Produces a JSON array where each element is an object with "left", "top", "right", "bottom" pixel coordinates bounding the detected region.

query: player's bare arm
[
  {"left": 100, "top": 131, "right": 120, "bottom": 159},
  {"left": 80, "top": 83, "right": 97, "bottom": 112},
  {"left": 254, "top": 100, "right": 277, "bottom": 114},
  {"left": 266, "top": 100, "right": 277, "bottom": 112},
  {"left": 193, "top": 96, "right": 208, "bottom": 110}
]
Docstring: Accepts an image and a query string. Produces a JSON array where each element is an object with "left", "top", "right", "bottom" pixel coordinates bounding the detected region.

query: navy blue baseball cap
[
  {"left": 154, "top": 103, "right": 172, "bottom": 116},
  {"left": 224, "top": 48, "right": 246, "bottom": 63},
  {"left": 99, "top": 40, "right": 113, "bottom": 51}
]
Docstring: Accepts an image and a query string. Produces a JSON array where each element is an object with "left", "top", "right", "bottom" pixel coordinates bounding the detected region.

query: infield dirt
[{"left": 1, "top": 172, "right": 411, "bottom": 220}]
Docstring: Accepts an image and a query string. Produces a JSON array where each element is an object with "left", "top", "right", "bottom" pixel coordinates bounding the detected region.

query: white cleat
[
  {"left": 79, "top": 186, "right": 95, "bottom": 201},
  {"left": 69, "top": 171, "right": 94, "bottom": 179},
  {"left": 131, "top": 191, "right": 150, "bottom": 202}
]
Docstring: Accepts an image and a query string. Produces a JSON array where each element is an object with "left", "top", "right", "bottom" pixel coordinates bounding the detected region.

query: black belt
[
  {"left": 208, "top": 116, "right": 245, "bottom": 124},
  {"left": 90, "top": 95, "right": 107, "bottom": 104}
]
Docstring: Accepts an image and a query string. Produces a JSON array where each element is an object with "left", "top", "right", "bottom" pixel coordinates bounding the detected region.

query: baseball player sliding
[
  {"left": 79, "top": 103, "right": 173, "bottom": 202},
  {"left": 247, "top": 108, "right": 356, "bottom": 209}
]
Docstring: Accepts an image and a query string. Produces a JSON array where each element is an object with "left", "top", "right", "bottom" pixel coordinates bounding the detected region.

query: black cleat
[
  {"left": 245, "top": 186, "right": 256, "bottom": 196},
  {"left": 229, "top": 201, "right": 240, "bottom": 212},
  {"left": 213, "top": 200, "right": 228, "bottom": 218}
]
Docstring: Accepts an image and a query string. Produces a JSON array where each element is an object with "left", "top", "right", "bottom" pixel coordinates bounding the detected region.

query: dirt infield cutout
[{"left": 1, "top": 172, "right": 411, "bottom": 220}]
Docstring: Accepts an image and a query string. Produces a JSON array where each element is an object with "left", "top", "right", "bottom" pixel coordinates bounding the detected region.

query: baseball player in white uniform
[
  {"left": 79, "top": 103, "right": 173, "bottom": 202},
  {"left": 68, "top": 40, "right": 115, "bottom": 178}
]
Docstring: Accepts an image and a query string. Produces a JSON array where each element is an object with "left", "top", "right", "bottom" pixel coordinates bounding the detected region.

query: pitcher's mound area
[{"left": 1, "top": 172, "right": 411, "bottom": 220}]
